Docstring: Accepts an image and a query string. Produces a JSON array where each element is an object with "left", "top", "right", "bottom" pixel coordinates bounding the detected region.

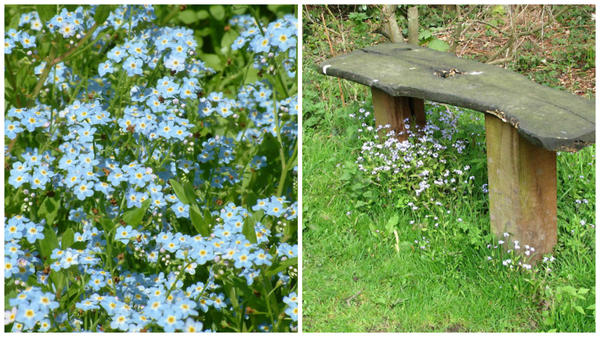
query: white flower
[{"left": 5, "top": 307, "right": 17, "bottom": 324}]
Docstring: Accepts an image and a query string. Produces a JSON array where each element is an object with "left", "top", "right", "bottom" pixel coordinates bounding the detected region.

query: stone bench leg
[
  {"left": 371, "top": 87, "right": 425, "bottom": 141},
  {"left": 485, "top": 114, "right": 557, "bottom": 261}
]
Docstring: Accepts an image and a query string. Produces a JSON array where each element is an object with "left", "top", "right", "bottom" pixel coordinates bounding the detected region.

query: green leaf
[
  {"left": 178, "top": 10, "right": 197, "bottom": 24},
  {"left": 209, "top": 5, "right": 225, "bottom": 21},
  {"left": 61, "top": 228, "right": 74, "bottom": 249},
  {"left": 7, "top": 7, "right": 20, "bottom": 28},
  {"left": 266, "top": 257, "right": 297, "bottom": 277},
  {"left": 490, "top": 5, "right": 506, "bottom": 16},
  {"left": 578, "top": 287, "right": 590, "bottom": 295},
  {"left": 385, "top": 215, "right": 399, "bottom": 234},
  {"left": 243, "top": 216, "right": 258, "bottom": 244},
  {"left": 201, "top": 53, "right": 223, "bottom": 71},
  {"left": 98, "top": 217, "right": 114, "bottom": 234},
  {"left": 38, "top": 196, "right": 60, "bottom": 226},
  {"left": 231, "top": 6, "right": 248, "bottom": 15},
  {"left": 122, "top": 199, "right": 151, "bottom": 227},
  {"left": 428, "top": 38, "right": 450, "bottom": 52},
  {"left": 190, "top": 204, "right": 210, "bottom": 236},
  {"left": 196, "top": 27, "right": 213, "bottom": 37},
  {"left": 560, "top": 285, "right": 578, "bottom": 296},
  {"left": 71, "top": 241, "right": 88, "bottom": 250},
  {"left": 5, "top": 289, "right": 17, "bottom": 307},
  {"left": 94, "top": 5, "right": 112, "bottom": 25},
  {"left": 267, "top": 5, "right": 294, "bottom": 16},
  {"left": 226, "top": 283, "right": 239, "bottom": 309},
  {"left": 574, "top": 305, "right": 585, "bottom": 315},
  {"left": 197, "top": 10, "right": 209, "bottom": 20},
  {"left": 221, "top": 31, "right": 238, "bottom": 51},
  {"left": 169, "top": 179, "right": 189, "bottom": 204},
  {"left": 418, "top": 29, "right": 432, "bottom": 41},
  {"left": 39, "top": 227, "right": 59, "bottom": 258},
  {"left": 183, "top": 182, "right": 198, "bottom": 205},
  {"left": 36, "top": 5, "right": 55, "bottom": 23},
  {"left": 63, "top": 284, "right": 82, "bottom": 309},
  {"left": 50, "top": 270, "right": 66, "bottom": 294}
]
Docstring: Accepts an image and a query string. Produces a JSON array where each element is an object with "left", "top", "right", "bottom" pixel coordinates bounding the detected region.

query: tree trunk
[
  {"left": 381, "top": 5, "right": 404, "bottom": 43},
  {"left": 407, "top": 6, "right": 419, "bottom": 45}
]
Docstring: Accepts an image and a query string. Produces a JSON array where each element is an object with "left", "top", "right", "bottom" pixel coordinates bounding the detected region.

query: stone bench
[{"left": 319, "top": 43, "right": 595, "bottom": 261}]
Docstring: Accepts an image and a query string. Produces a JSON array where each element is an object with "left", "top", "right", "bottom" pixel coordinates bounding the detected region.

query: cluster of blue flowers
[
  {"left": 5, "top": 28, "right": 37, "bottom": 53},
  {"left": 5, "top": 216, "right": 45, "bottom": 279},
  {"left": 231, "top": 14, "right": 297, "bottom": 78},
  {"left": 6, "top": 287, "right": 59, "bottom": 332},
  {"left": 283, "top": 292, "right": 299, "bottom": 322},
  {"left": 5, "top": 5, "right": 297, "bottom": 332}
]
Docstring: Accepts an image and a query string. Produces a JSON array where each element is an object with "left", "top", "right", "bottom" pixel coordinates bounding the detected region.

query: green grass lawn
[{"left": 302, "top": 5, "right": 595, "bottom": 332}]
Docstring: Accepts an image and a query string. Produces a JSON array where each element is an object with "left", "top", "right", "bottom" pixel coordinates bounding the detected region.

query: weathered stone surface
[{"left": 319, "top": 43, "right": 595, "bottom": 152}]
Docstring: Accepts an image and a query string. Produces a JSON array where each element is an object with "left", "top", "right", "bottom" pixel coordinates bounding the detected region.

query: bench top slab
[{"left": 319, "top": 43, "right": 595, "bottom": 152}]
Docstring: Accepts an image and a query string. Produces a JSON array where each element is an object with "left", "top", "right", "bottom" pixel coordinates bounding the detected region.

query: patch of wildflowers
[{"left": 5, "top": 4, "right": 297, "bottom": 332}]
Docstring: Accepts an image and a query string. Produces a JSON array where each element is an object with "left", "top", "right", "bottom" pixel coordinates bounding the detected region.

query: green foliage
[
  {"left": 38, "top": 196, "right": 60, "bottom": 226},
  {"left": 61, "top": 228, "right": 75, "bottom": 249},
  {"left": 178, "top": 10, "right": 199, "bottom": 24},
  {"left": 93, "top": 5, "right": 112, "bottom": 24},
  {"left": 122, "top": 199, "right": 151, "bottom": 227},
  {"left": 169, "top": 179, "right": 190, "bottom": 204},
  {"left": 39, "top": 227, "right": 59, "bottom": 259},
  {"left": 348, "top": 12, "right": 370, "bottom": 33},
  {"left": 189, "top": 203, "right": 210, "bottom": 236},
  {"left": 427, "top": 38, "right": 450, "bottom": 52},
  {"left": 542, "top": 286, "right": 595, "bottom": 331}
]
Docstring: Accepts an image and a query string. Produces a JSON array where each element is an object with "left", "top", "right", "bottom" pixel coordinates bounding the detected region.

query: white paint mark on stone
[
  {"left": 469, "top": 71, "right": 483, "bottom": 75},
  {"left": 322, "top": 64, "right": 331, "bottom": 75},
  {"left": 373, "top": 79, "right": 379, "bottom": 83},
  {"left": 409, "top": 67, "right": 416, "bottom": 70}
]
